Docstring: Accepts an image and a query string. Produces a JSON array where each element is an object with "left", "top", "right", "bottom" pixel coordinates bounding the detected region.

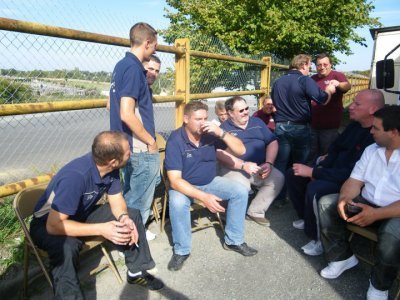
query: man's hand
[
  {"left": 337, "top": 197, "right": 351, "bottom": 221},
  {"left": 119, "top": 215, "right": 139, "bottom": 245},
  {"left": 329, "top": 79, "right": 340, "bottom": 88},
  {"left": 201, "top": 193, "right": 226, "bottom": 213},
  {"left": 292, "top": 163, "right": 313, "bottom": 178},
  {"left": 147, "top": 140, "right": 158, "bottom": 153},
  {"left": 101, "top": 220, "right": 137, "bottom": 246},
  {"left": 243, "top": 161, "right": 261, "bottom": 176},
  {"left": 200, "top": 121, "right": 223, "bottom": 137},
  {"left": 325, "top": 83, "right": 336, "bottom": 95},
  {"left": 347, "top": 203, "right": 377, "bottom": 227},
  {"left": 258, "top": 162, "right": 272, "bottom": 179}
]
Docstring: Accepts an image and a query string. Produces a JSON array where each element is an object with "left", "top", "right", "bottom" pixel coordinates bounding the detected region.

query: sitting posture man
[
  {"left": 252, "top": 94, "right": 276, "bottom": 131},
  {"left": 30, "top": 131, "right": 164, "bottom": 299},
  {"left": 286, "top": 89, "right": 384, "bottom": 255},
  {"left": 212, "top": 100, "right": 228, "bottom": 125},
  {"left": 318, "top": 105, "right": 400, "bottom": 300},
  {"left": 165, "top": 101, "right": 257, "bottom": 272},
  {"left": 217, "top": 96, "right": 284, "bottom": 226}
]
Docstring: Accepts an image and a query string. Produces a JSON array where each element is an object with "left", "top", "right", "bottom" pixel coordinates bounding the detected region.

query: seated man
[
  {"left": 217, "top": 96, "right": 284, "bottom": 226},
  {"left": 30, "top": 131, "right": 164, "bottom": 299},
  {"left": 318, "top": 105, "right": 400, "bottom": 300},
  {"left": 286, "top": 89, "right": 384, "bottom": 255},
  {"left": 212, "top": 100, "right": 228, "bottom": 125},
  {"left": 252, "top": 94, "right": 276, "bottom": 131},
  {"left": 165, "top": 101, "right": 257, "bottom": 272}
]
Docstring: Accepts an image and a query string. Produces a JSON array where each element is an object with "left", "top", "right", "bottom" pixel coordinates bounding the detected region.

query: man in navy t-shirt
[
  {"left": 217, "top": 96, "right": 284, "bottom": 226},
  {"left": 165, "top": 101, "right": 257, "bottom": 272},
  {"left": 109, "top": 23, "right": 160, "bottom": 235},
  {"left": 30, "top": 131, "right": 164, "bottom": 298}
]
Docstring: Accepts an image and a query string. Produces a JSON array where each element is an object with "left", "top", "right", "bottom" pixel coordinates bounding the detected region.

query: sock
[{"left": 128, "top": 270, "right": 142, "bottom": 277}]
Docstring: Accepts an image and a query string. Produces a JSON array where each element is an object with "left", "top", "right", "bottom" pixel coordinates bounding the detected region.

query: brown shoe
[{"left": 246, "top": 214, "right": 270, "bottom": 226}]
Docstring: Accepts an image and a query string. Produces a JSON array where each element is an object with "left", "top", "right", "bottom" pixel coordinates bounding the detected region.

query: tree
[{"left": 163, "top": 0, "right": 381, "bottom": 61}]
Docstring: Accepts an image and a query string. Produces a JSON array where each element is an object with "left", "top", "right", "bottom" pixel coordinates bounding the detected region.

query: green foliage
[
  {"left": 0, "top": 78, "right": 38, "bottom": 104},
  {"left": 351, "top": 70, "right": 370, "bottom": 77},
  {"left": 163, "top": 0, "right": 381, "bottom": 61}
]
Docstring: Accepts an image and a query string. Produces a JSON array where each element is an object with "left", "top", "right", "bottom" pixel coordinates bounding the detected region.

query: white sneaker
[
  {"left": 303, "top": 240, "right": 323, "bottom": 256},
  {"left": 292, "top": 219, "right": 304, "bottom": 229},
  {"left": 118, "top": 251, "right": 125, "bottom": 258},
  {"left": 301, "top": 240, "right": 316, "bottom": 252},
  {"left": 320, "top": 255, "right": 359, "bottom": 279},
  {"left": 146, "top": 229, "right": 157, "bottom": 241},
  {"left": 366, "top": 281, "right": 388, "bottom": 300}
]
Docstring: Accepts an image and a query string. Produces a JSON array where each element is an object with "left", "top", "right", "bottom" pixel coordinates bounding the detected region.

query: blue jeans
[
  {"left": 122, "top": 151, "right": 160, "bottom": 224},
  {"left": 169, "top": 176, "right": 248, "bottom": 255},
  {"left": 274, "top": 122, "right": 311, "bottom": 200},
  {"left": 319, "top": 194, "right": 400, "bottom": 290}
]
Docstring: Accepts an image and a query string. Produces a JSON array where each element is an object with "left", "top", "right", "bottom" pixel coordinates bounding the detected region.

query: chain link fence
[{"left": 0, "top": 1, "right": 286, "bottom": 274}]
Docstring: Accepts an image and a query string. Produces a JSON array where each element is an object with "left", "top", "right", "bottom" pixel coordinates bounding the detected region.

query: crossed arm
[{"left": 46, "top": 192, "right": 138, "bottom": 246}]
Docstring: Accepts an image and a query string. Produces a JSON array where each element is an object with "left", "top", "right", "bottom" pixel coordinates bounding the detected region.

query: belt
[{"left": 276, "top": 121, "right": 309, "bottom": 126}]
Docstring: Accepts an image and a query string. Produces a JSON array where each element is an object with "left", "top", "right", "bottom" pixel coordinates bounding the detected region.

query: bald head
[
  {"left": 92, "top": 131, "right": 129, "bottom": 166},
  {"left": 348, "top": 89, "right": 385, "bottom": 127}
]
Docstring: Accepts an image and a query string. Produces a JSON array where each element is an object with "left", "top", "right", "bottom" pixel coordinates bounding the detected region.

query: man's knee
[
  {"left": 169, "top": 190, "right": 191, "bottom": 212},
  {"left": 319, "top": 193, "right": 339, "bottom": 213},
  {"left": 377, "top": 218, "right": 400, "bottom": 265}
]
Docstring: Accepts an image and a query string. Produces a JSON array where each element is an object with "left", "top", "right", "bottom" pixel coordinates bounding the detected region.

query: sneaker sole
[{"left": 320, "top": 257, "right": 359, "bottom": 279}]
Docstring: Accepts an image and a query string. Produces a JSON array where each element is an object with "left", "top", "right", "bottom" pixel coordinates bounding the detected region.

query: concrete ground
[{"left": 4, "top": 201, "right": 400, "bottom": 300}]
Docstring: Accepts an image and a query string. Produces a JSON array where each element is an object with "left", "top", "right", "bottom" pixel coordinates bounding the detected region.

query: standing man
[
  {"left": 271, "top": 54, "right": 336, "bottom": 204},
  {"left": 309, "top": 53, "right": 351, "bottom": 163},
  {"left": 286, "top": 89, "right": 384, "bottom": 255},
  {"left": 318, "top": 105, "right": 400, "bottom": 300},
  {"left": 252, "top": 94, "right": 276, "bottom": 131},
  {"left": 217, "top": 96, "right": 284, "bottom": 226},
  {"left": 30, "top": 131, "right": 164, "bottom": 299},
  {"left": 165, "top": 101, "right": 257, "bottom": 272},
  {"left": 109, "top": 23, "right": 160, "bottom": 239}
]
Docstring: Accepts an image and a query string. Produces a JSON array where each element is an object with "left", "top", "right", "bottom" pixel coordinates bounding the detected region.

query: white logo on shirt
[{"left": 186, "top": 153, "right": 192, "bottom": 158}]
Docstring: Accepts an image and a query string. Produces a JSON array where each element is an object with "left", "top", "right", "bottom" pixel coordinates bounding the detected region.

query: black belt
[{"left": 276, "top": 121, "right": 309, "bottom": 126}]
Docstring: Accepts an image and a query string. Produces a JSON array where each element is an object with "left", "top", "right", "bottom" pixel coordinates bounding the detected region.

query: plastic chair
[{"left": 13, "top": 183, "right": 123, "bottom": 298}]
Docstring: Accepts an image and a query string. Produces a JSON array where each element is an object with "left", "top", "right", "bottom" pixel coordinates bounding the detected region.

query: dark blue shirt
[
  {"left": 220, "top": 117, "right": 276, "bottom": 165},
  {"left": 312, "top": 122, "right": 374, "bottom": 184},
  {"left": 34, "top": 153, "right": 121, "bottom": 222},
  {"left": 165, "top": 127, "right": 226, "bottom": 186},
  {"left": 271, "top": 70, "right": 329, "bottom": 123},
  {"left": 109, "top": 52, "right": 155, "bottom": 149}
]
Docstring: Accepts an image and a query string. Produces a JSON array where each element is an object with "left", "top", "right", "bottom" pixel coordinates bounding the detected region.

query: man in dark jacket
[{"left": 286, "top": 89, "right": 384, "bottom": 255}]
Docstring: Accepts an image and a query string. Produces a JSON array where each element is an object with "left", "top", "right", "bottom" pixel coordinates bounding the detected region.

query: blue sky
[{"left": 0, "top": 0, "right": 399, "bottom": 72}]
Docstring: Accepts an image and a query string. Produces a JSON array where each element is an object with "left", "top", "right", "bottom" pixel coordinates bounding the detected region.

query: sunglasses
[{"left": 238, "top": 106, "right": 249, "bottom": 113}]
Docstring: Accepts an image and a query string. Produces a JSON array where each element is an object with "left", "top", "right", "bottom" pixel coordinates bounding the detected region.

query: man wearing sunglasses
[{"left": 217, "top": 96, "right": 284, "bottom": 226}]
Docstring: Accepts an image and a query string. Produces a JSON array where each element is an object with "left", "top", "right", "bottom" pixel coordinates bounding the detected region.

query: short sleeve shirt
[
  {"left": 350, "top": 144, "right": 400, "bottom": 207},
  {"left": 34, "top": 153, "right": 121, "bottom": 221},
  {"left": 165, "top": 127, "right": 226, "bottom": 186},
  {"left": 220, "top": 117, "right": 277, "bottom": 165},
  {"left": 109, "top": 52, "right": 155, "bottom": 149},
  {"left": 311, "top": 70, "right": 349, "bottom": 129}
]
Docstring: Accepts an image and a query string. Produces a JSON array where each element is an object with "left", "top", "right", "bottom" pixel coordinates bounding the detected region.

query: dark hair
[
  {"left": 149, "top": 54, "right": 161, "bottom": 64},
  {"left": 290, "top": 54, "right": 311, "bottom": 69},
  {"left": 129, "top": 22, "right": 157, "bottom": 47},
  {"left": 184, "top": 101, "right": 208, "bottom": 116},
  {"left": 315, "top": 53, "right": 332, "bottom": 65},
  {"left": 225, "top": 96, "right": 247, "bottom": 111},
  {"left": 373, "top": 105, "right": 400, "bottom": 132},
  {"left": 92, "top": 131, "right": 128, "bottom": 166}
]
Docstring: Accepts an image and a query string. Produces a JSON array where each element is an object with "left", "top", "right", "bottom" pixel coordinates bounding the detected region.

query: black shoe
[
  {"left": 127, "top": 271, "right": 164, "bottom": 290},
  {"left": 223, "top": 242, "right": 258, "bottom": 256},
  {"left": 167, "top": 254, "right": 190, "bottom": 271}
]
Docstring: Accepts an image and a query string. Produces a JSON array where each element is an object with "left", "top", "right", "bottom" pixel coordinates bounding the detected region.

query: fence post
[
  {"left": 259, "top": 56, "right": 271, "bottom": 108},
  {"left": 174, "top": 38, "right": 190, "bottom": 128}
]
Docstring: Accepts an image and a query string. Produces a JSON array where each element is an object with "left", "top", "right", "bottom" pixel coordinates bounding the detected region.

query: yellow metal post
[
  {"left": 259, "top": 56, "right": 272, "bottom": 108},
  {"left": 175, "top": 38, "right": 190, "bottom": 128}
]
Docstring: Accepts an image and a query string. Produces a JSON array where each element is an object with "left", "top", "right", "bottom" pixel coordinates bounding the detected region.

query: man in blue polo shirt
[
  {"left": 217, "top": 96, "right": 284, "bottom": 226},
  {"left": 165, "top": 101, "right": 257, "bottom": 272},
  {"left": 271, "top": 54, "right": 336, "bottom": 205},
  {"left": 109, "top": 23, "right": 160, "bottom": 237},
  {"left": 30, "top": 131, "right": 164, "bottom": 299}
]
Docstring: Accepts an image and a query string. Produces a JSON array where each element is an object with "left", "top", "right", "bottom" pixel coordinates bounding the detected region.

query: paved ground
[{"left": 3, "top": 201, "right": 399, "bottom": 299}]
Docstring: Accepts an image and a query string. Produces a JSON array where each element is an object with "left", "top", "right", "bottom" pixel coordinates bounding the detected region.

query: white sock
[{"left": 128, "top": 270, "right": 142, "bottom": 277}]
